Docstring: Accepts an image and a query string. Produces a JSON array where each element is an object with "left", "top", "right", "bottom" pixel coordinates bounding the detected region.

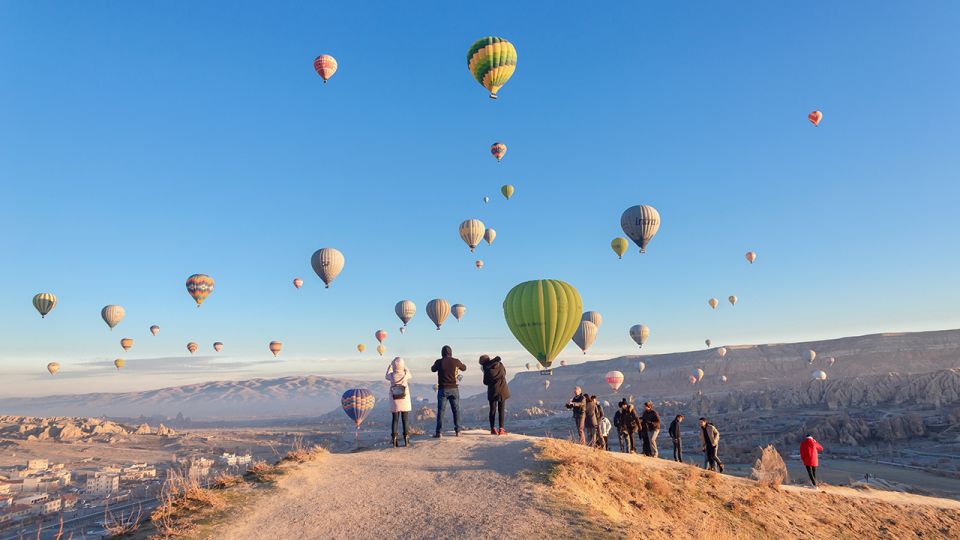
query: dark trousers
[
  {"left": 436, "top": 387, "right": 461, "bottom": 434},
  {"left": 705, "top": 445, "right": 723, "bottom": 471},
  {"left": 574, "top": 414, "right": 586, "bottom": 444},
  {"left": 488, "top": 398, "right": 506, "bottom": 430},
  {"left": 619, "top": 430, "right": 636, "bottom": 453},
  {"left": 585, "top": 422, "right": 598, "bottom": 448},
  {"left": 641, "top": 429, "right": 652, "bottom": 456},
  {"left": 672, "top": 438, "right": 682, "bottom": 462},
  {"left": 805, "top": 465, "right": 818, "bottom": 485},
  {"left": 391, "top": 411, "right": 408, "bottom": 437}
]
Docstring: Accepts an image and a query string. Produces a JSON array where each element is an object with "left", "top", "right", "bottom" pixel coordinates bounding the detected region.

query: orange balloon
[{"left": 808, "top": 110, "right": 823, "bottom": 127}]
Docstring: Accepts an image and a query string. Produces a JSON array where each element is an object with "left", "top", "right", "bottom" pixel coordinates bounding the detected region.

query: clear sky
[{"left": 2, "top": 2, "right": 959, "bottom": 397}]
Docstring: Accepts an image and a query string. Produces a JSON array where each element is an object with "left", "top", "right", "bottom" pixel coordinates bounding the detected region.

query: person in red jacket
[{"left": 800, "top": 434, "right": 824, "bottom": 487}]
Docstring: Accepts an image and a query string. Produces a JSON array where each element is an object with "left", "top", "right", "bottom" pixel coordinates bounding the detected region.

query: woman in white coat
[{"left": 385, "top": 357, "right": 412, "bottom": 447}]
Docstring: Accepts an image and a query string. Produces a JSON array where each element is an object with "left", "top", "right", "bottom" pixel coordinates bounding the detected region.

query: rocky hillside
[{"left": 0, "top": 415, "right": 177, "bottom": 443}]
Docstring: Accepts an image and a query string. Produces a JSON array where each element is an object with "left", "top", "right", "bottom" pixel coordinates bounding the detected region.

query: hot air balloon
[
  {"left": 269, "top": 341, "right": 283, "bottom": 357},
  {"left": 694, "top": 368, "right": 704, "bottom": 382},
  {"left": 544, "top": 379, "right": 550, "bottom": 391},
  {"left": 484, "top": 228, "right": 496, "bottom": 245},
  {"left": 293, "top": 278, "right": 303, "bottom": 289},
  {"left": 717, "top": 347, "right": 727, "bottom": 358},
  {"left": 501, "top": 185, "right": 514, "bottom": 200},
  {"left": 311, "top": 248, "right": 345, "bottom": 288},
  {"left": 185, "top": 274, "right": 214, "bottom": 307},
  {"left": 538, "top": 400, "right": 544, "bottom": 407},
  {"left": 503, "top": 280, "right": 582, "bottom": 370},
  {"left": 451, "top": 304, "right": 466, "bottom": 321},
  {"left": 457, "top": 374, "right": 463, "bottom": 383},
  {"left": 114, "top": 359, "right": 125, "bottom": 370},
  {"left": 47, "top": 362, "right": 60, "bottom": 375},
  {"left": 581, "top": 311, "right": 603, "bottom": 329},
  {"left": 150, "top": 325, "right": 160, "bottom": 336},
  {"left": 705, "top": 339, "right": 712, "bottom": 348},
  {"left": 525, "top": 363, "right": 531, "bottom": 371},
  {"left": 395, "top": 300, "right": 416, "bottom": 328},
  {"left": 638, "top": 361, "right": 646, "bottom": 373},
  {"left": 32, "top": 293, "right": 57, "bottom": 318},
  {"left": 490, "top": 142, "right": 507, "bottom": 162},
  {"left": 377, "top": 345, "right": 386, "bottom": 357},
  {"left": 629, "top": 324, "right": 650, "bottom": 348},
  {"left": 745, "top": 251, "right": 757, "bottom": 264},
  {"left": 720, "top": 375, "right": 728, "bottom": 384},
  {"left": 458, "top": 219, "right": 486, "bottom": 252},
  {"left": 610, "top": 238, "right": 628, "bottom": 259},
  {"left": 728, "top": 295, "right": 738, "bottom": 306},
  {"left": 213, "top": 342, "right": 223, "bottom": 352},
  {"left": 620, "top": 205, "right": 661, "bottom": 253},
  {"left": 560, "top": 360, "right": 567, "bottom": 367},
  {"left": 341, "top": 388, "right": 375, "bottom": 430},
  {"left": 808, "top": 110, "right": 823, "bottom": 127},
  {"left": 572, "top": 320, "right": 597, "bottom": 354},
  {"left": 426, "top": 299, "right": 450, "bottom": 330},
  {"left": 399, "top": 327, "right": 406, "bottom": 334},
  {"left": 313, "top": 54, "right": 338, "bottom": 83},
  {"left": 375, "top": 330, "right": 388, "bottom": 344},
  {"left": 101, "top": 305, "right": 125, "bottom": 330},
  {"left": 805, "top": 350, "right": 817, "bottom": 364},
  {"left": 475, "top": 260, "right": 484, "bottom": 270},
  {"left": 357, "top": 344, "right": 365, "bottom": 353},
  {"left": 812, "top": 370, "right": 827, "bottom": 381},
  {"left": 483, "top": 196, "right": 490, "bottom": 204},
  {"left": 605, "top": 371, "right": 624, "bottom": 392},
  {"left": 120, "top": 338, "right": 134, "bottom": 352},
  {"left": 467, "top": 36, "right": 517, "bottom": 99},
  {"left": 827, "top": 357, "right": 836, "bottom": 366},
  {"left": 708, "top": 298, "right": 719, "bottom": 310},
  {"left": 187, "top": 342, "right": 198, "bottom": 354},
  {"left": 689, "top": 375, "right": 697, "bottom": 385}
]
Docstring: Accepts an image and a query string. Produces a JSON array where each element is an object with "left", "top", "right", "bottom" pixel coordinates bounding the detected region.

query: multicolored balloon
[
  {"left": 120, "top": 338, "right": 134, "bottom": 352},
  {"left": 375, "top": 330, "right": 388, "bottom": 344},
  {"left": 395, "top": 300, "right": 416, "bottom": 328},
  {"left": 475, "top": 260, "right": 484, "bottom": 270},
  {"left": 187, "top": 342, "right": 198, "bottom": 354},
  {"left": 582, "top": 311, "right": 603, "bottom": 329},
  {"left": 629, "top": 324, "right": 650, "bottom": 348},
  {"left": 605, "top": 371, "right": 624, "bottom": 392},
  {"left": 689, "top": 375, "right": 698, "bottom": 385},
  {"left": 501, "top": 185, "right": 514, "bottom": 200},
  {"left": 426, "top": 298, "right": 450, "bottom": 330},
  {"left": 503, "top": 280, "right": 582, "bottom": 370},
  {"left": 313, "top": 54, "right": 338, "bottom": 83},
  {"left": 377, "top": 344, "right": 386, "bottom": 357},
  {"left": 560, "top": 360, "right": 567, "bottom": 367},
  {"left": 451, "top": 304, "right": 466, "bottom": 321},
  {"left": 467, "top": 37, "right": 517, "bottom": 99},
  {"left": 728, "top": 295, "right": 738, "bottom": 306},
  {"left": 808, "top": 110, "right": 823, "bottom": 127},
  {"left": 638, "top": 361, "right": 646, "bottom": 373},
  {"left": 694, "top": 368, "right": 704, "bottom": 382},
  {"left": 572, "top": 320, "right": 598, "bottom": 354},
  {"left": 484, "top": 228, "right": 496, "bottom": 245},
  {"left": 357, "top": 344, "right": 365, "bottom": 353},
  {"left": 114, "top": 358, "right": 125, "bottom": 370},
  {"left": 32, "top": 293, "right": 57, "bottom": 318},
  {"left": 213, "top": 342, "right": 224, "bottom": 352},
  {"left": 185, "top": 274, "right": 214, "bottom": 307},
  {"left": 150, "top": 325, "right": 160, "bottom": 336},
  {"left": 745, "top": 251, "right": 757, "bottom": 264},
  {"left": 610, "top": 238, "right": 628, "bottom": 259},
  {"left": 805, "top": 350, "right": 817, "bottom": 364},
  {"left": 490, "top": 142, "right": 507, "bottom": 162},
  {"left": 620, "top": 205, "right": 660, "bottom": 253},
  {"left": 311, "top": 248, "right": 345, "bottom": 288},
  {"left": 101, "top": 305, "right": 125, "bottom": 330},
  {"left": 47, "top": 362, "right": 60, "bottom": 375},
  {"left": 269, "top": 341, "right": 283, "bottom": 357},
  {"left": 483, "top": 196, "right": 490, "bottom": 204},
  {"left": 708, "top": 298, "right": 719, "bottom": 310},
  {"left": 459, "top": 219, "right": 486, "bottom": 252},
  {"left": 293, "top": 278, "right": 303, "bottom": 289},
  {"left": 341, "top": 388, "right": 375, "bottom": 428},
  {"left": 717, "top": 347, "right": 727, "bottom": 358},
  {"left": 544, "top": 379, "right": 551, "bottom": 391}
]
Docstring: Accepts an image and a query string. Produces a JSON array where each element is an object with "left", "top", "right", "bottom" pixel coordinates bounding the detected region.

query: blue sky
[{"left": 2, "top": 2, "right": 959, "bottom": 397}]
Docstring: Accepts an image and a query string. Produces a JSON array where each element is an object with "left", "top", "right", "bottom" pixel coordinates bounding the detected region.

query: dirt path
[{"left": 199, "top": 430, "right": 578, "bottom": 540}]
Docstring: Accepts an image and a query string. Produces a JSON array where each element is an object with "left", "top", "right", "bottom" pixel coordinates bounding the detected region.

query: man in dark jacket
[
  {"left": 668, "top": 414, "right": 684, "bottom": 462},
  {"left": 612, "top": 399, "right": 629, "bottom": 453},
  {"left": 479, "top": 355, "right": 510, "bottom": 435},
  {"left": 641, "top": 401, "right": 661, "bottom": 458},
  {"left": 583, "top": 396, "right": 600, "bottom": 448},
  {"left": 565, "top": 387, "right": 588, "bottom": 444},
  {"left": 432, "top": 345, "right": 467, "bottom": 437},
  {"left": 615, "top": 401, "right": 642, "bottom": 453},
  {"left": 699, "top": 417, "right": 723, "bottom": 472}
]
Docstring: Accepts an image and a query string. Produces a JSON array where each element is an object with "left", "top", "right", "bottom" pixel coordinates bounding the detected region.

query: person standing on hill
[
  {"left": 385, "top": 357, "right": 412, "bottom": 447},
  {"left": 592, "top": 396, "right": 606, "bottom": 449},
  {"left": 641, "top": 401, "right": 661, "bottom": 458},
  {"left": 800, "top": 434, "right": 825, "bottom": 487},
  {"left": 565, "top": 386, "right": 588, "bottom": 444},
  {"left": 479, "top": 355, "right": 510, "bottom": 435},
  {"left": 700, "top": 418, "right": 723, "bottom": 472},
  {"left": 668, "top": 414, "right": 684, "bottom": 462},
  {"left": 615, "top": 401, "right": 642, "bottom": 453},
  {"left": 431, "top": 345, "right": 467, "bottom": 438},
  {"left": 583, "top": 395, "right": 601, "bottom": 448},
  {"left": 613, "top": 400, "right": 628, "bottom": 452}
]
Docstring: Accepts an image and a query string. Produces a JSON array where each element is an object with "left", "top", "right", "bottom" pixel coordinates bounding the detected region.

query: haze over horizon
[{"left": 3, "top": 2, "right": 960, "bottom": 398}]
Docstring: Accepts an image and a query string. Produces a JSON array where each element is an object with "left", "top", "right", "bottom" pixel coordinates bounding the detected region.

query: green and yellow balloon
[
  {"left": 467, "top": 37, "right": 517, "bottom": 99},
  {"left": 503, "top": 279, "right": 582, "bottom": 369}
]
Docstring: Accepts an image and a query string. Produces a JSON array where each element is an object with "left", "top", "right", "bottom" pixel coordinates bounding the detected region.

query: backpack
[{"left": 390, "top": 384, "right": 407, "bottom": 400}]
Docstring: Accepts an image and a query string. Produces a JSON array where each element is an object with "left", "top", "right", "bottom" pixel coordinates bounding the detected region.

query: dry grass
[
  {"left": 151, "top": 470, "right": 226, "bottom": 537},
  {"left": 244, "top": 459, "right": 281, "bottom": 483},
  {"left": 210, "top": 471, "right": 244, "bottom": 490},
  {"left": 282, "top": 435, "right": 329, "bottom": 463},
  {"left": 751, "top": 444, "right": 789, "bottom": 488},
  {"left": 103, "top": 502, "right": 143, "bottom": 537},
  {"left": 536, "top": 438, "right": 960, "bottom": 539}
]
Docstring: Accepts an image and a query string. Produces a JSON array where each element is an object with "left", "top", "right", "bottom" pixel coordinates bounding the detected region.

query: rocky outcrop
[
  {"left": 134, "top": 423, "right": 152, "bottom": 434},
  {"left": 156, "top": 424, "right": 176, "bottom": 437},
  {"left": 0, "top": 416, "right": 160, "bottom": 443}
]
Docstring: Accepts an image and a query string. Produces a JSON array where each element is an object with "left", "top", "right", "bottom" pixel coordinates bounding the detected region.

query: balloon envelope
[
  {"left": 620, "top": 205, "right": 660, "bottom": 253},
  {"left": 293, "top": 278, "right": 303, "bottom": 289},
  {"left": 484, "top": 228, "right": 496, "bottom": 245},
  {"left": 114, "top": 359, "right": 125, "bottom": 370},
  {"left": 694, "top": 368, "right": 704, "bottom": 381},
  {"left": 605, "top": 371, "right": 624, "bottom": 392},
  {"left": 503, "top": 280, "right": 582, "bottom": 369},
  {"left": 475, "top": 260, "right": 484, "bottom": 269},
  {"left": 689, "top": 375, "right": 697, "bottom": 385},
  {"left": 459, "top": 219, "right": 485, "bottom": 252},
  {"left": 313, "top": 54, "right": 338, "bottom": 82},
  {"left": 812, "top": 370, "right": 827, "bottom": 381},
  {"left": 805, "top": 350, "right": 817, "bottom": 363},
  {"left": 426, "top": 299, "right": 451, "bottom": 330},
  {"left": 610, "top": 238, "right": 628, "bottom": 259},
  {"left": 705, "top": 339, "right": 712, "bottom": 348},
  {"left": 269, "top": 341, "right": 283, "bottom": 357},
  {"left": 341, "top": 388, "right": 375, "bottom": 428},
  {"left": 395, "top": 301, "right": 416, "bottom": 326},
  {"left": 745, "top": 251, "right": 757, "bottom": 264},
  {"left": 185, "top": 274, "right": 215, "bottom": 307},
  {"left": 581, "top": 311, "right": 603, "bottom": 329},
  {"left": 708, "top": 298, "right": 719, "bottom": 309},
  {"left": 213, "top": 342, "right": 224, "bottom": 352},
  {"left": 572, "top": 320, "right": 597, "bottom": 354},
  {"left": 375, "top": 330, "right": 388, "bottom": 344},
  {"left": 150, "top": 325, "right": 160, "bottom": 336},
  {"left": 357, "top": 344, "right": 365, "bottom": 353},
  {"left": 490, "top": 142, "right": 507, "bottom": 162},
  {"left": 638, "top": 361, "right": 646, "bottom": 373},
  {"left": 501, "top": 185, "right": 514, "bottom": 200},
  {"left": 101, "top": 305, "right": 125, "bottom": 330},
  {"left": 311, "top": 248, "right": 345, "bottom": 288},
  {"left": 717, "top": 347, "right": 727, "bottom": 358},
  {"left": 728, "top": 295, "right": 737, "bottom": 306},
  {"left": 32, "top": 293, "right": 57, "bottom": 318},
  {"left": 451, "top": 304, "right": 466, "bottom": 321},
  {"left": 629, "top": 324, "right": 650, "bottom": 348},
  {"left": 467, "top": 37, "right": 517, "bottom": 99},
  {"left": 47, "top": 362, "right": 60, "bottom": 375},
  {"left": 808, "top": 110, "right": 823, "bottom": 126},
  {"left": 187, "top": 342, "right": 198, "bottom": 354},
  {"left": 120, "top": 338, "right": 134, "bottom": 352},
  {"left": 377, "top": 344, "right": 386, "bottom": 356}
]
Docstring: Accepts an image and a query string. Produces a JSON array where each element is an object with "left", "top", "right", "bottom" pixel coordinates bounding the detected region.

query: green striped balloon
[
  {"left": 503, "top": 280, "right": 582, "bottom": 369},
  {"left": 467, "top": 36, "right": 517, "bottom": 99}
]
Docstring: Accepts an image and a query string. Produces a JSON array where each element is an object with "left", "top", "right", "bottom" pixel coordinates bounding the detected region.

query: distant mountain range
[{"left": 3, "top": 330, "right": 959, "bottom": 420}]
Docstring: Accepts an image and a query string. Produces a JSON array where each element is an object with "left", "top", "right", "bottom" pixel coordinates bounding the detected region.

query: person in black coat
[
  {"left": 431, "top": 345, "right": 467, "bottom": 437},
  {"left": 479, "top": 355, "right": 510, "bottom": 435},
  {"left": 668, "top": 414, "right": 684, "bottom": 462}
]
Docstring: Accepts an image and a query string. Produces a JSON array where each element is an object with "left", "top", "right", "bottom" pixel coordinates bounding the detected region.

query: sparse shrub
[
  {"left": 751, "top": 444, "right": 789, "bottom": 488},
  {"left": 282, "top": 435, "right": 329, "bottom": 463},
  {"left": 104, "top": 502, "right": 143, "bottom": 537},
  {"left": 408, "top": 425, "right": 425, "bottom": 436},
  {"left": 645, "top": 473, "right": 672, "bottom": 497},
  {"left": 151, "top": 469, "right": 225, "bottom": 537},
  {"left": 211, "top": 472, "right": 243, "bottom": 489},
  {"left": 245, "top": 459, "right": 278, "bottom": 483}
]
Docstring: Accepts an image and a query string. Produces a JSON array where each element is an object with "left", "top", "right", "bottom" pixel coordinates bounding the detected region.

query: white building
[
  {"left": 85, "top": 473, "right": 119, "bottom": 496},
  {"left": 220, "top": 453, "right": 253, "bottom": 466}
]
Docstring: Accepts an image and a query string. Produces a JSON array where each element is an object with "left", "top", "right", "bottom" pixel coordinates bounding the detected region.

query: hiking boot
[
  {"left": 433, "top": 433, "right": 442, "bottom": 438},
  {"left": 718, "top": 463, "right": 724, "bottom": 473},
  {"left": 491, "top": 429, "right": 498, "bottom": 435},
  {"left": 403, "top": 435, "right": 410, "bottom": 447},
  {"left": 392, "top": 435, "right": 398, "bottom": 448},
  {"left": 455, "top": 431, "right": 461, "bottom": 437},
  {"left": 498, "top": 428, "right": 508, "bottom": 435}
]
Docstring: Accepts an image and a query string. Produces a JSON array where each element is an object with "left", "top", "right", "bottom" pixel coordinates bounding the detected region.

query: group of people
[{"left": 387, "top": 348, "right": 826, "bottom": 488}]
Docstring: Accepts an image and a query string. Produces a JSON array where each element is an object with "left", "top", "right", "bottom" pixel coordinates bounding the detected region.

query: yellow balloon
[{"left": 610, "top": 238, "right": 628, "bottom": 259}]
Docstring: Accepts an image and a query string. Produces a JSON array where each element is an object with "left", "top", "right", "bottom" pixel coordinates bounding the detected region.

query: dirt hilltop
[{"left": 176, "top": 432, "right": 960, "bottom": 540}]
